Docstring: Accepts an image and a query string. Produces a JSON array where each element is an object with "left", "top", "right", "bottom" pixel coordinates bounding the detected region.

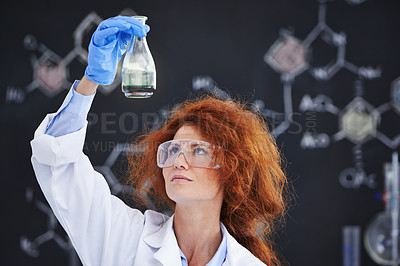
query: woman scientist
[{"left": 31, "top": 16, "right": 289, "bottom": 265}]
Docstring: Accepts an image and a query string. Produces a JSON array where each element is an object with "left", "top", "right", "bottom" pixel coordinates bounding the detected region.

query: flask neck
[
  {"left": 131, "top": 15, "right": 148, "bottom": 46},
  {"left": 127, "top": 35, "right": 148, "bottom": 55},
  {"left": 133, "top": 15, "right": 147, "bottom": 25}
]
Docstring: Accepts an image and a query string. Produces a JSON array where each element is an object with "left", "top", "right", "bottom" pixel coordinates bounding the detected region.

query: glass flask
[
  {"left": 121, "top": 16, "right": 156, "bottom": 98},
  {"left": 364, "top": 152, "right": 400, "bottom": 265}
]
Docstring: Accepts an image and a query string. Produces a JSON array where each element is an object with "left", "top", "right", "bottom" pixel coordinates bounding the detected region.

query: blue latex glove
[{"left": 85, "top": 16, "right": 150, "bottom": 85}]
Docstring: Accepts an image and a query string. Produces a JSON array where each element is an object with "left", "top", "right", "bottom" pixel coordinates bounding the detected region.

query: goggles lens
[{"left": 157, "top": 139, "right": 221, "bottom": 169}]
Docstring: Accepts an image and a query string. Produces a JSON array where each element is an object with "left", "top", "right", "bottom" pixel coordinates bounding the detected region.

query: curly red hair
[{"left": 127, "top": 93, "right": 288, "bottom": 265}]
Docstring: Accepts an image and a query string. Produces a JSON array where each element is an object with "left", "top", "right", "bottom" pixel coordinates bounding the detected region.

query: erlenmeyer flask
[
  {"left": 365, "top": 212, "right": 400, "bottom": 265},
  {"left": 121, "top": 16, "right": 156, "bottom": 98}
]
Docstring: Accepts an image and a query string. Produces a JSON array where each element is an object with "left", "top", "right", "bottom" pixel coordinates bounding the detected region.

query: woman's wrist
[{"left": 75, "top": 75, "right": 99, "bottom": 96}]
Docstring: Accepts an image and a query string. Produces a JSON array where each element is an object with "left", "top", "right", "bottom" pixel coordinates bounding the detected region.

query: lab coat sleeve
[{"left": 31, "top": 113, "right": 145, "bottom": 266}]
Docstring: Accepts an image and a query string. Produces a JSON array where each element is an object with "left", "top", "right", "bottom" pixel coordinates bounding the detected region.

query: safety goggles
[{"left": 157, "top": 139, "right": 221, "bottom": 169}]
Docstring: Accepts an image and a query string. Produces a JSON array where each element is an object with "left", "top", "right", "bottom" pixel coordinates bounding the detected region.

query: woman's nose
[{"left": 174, "top": 151, "right": 189, "bottom": 169}]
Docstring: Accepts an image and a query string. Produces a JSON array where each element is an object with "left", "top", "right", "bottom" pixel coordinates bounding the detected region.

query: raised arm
[
  {"left": 31, "top": 16, "right": 150, "bottom": 265},
  {"left": 46, "top": 16, "right": 149, "bottom": 137},
  {"left": 75, "top": 75, "right": 98, "bottom": 96}
]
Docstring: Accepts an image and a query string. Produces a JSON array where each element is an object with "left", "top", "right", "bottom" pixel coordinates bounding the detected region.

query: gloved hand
[{"left": 85, "top": 16, "right": 150, "bottom": 85}]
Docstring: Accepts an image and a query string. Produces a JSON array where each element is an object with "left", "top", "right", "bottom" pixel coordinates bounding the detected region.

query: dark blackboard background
[{"left": 1, "top": 0, "right": 400, "bottom": 265}]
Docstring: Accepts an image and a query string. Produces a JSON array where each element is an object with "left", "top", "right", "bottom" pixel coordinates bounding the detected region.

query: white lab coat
[{"left": 30, "top": 112, "right": 266, "bottom": 266}]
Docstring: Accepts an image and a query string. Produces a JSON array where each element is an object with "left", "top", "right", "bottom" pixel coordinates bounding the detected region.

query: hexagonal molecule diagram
[
  {"left": 258, "top": 0, "right": 382, "bottom": 141},
  {"left": 259, "top": 0, "right": 400, "bottom": 190},
  {"left": 24, "top": 36, "right": 71, "bottom": 98},
  {"left": 300, "top": 75, "right": 400, "bottom": 190},
  {"left": 262, "top": 32, "right": 308, "bottom": 137},
  {"left": 93, "top": 142, "right": 172, "bottom": 216},
  {"left": 339, "top": 98, "right": 378, "bottom": 145},
  {"left": 7, "top": 9, "right": 140, "bottom": 104},
  {"left": 20, "top": 188, "right": 80, "bottom": 265},
  {"left": 93, "top": 143, "right": 157, "bottom": 209},
  {"left": 265, "top": 34, "right": 308, "bottom": 78},
  {"left": 286, "top": 0, "right": 400, "bottom": 190}
]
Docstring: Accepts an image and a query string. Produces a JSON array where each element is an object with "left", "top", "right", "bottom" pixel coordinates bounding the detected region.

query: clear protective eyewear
[{"left": 157, "top": 139, "right": 221, "bottom": 169}]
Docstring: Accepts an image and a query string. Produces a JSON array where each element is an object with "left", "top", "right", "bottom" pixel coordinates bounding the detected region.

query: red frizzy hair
[{"left": 127, "top": 94, "right": 289, "bottom": 265}]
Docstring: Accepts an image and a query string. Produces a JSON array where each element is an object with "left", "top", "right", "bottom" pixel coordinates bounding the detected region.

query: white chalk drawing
[
  {"left": 20, "top": 188, "right": 80, "bottom": 265},
  {"left": 7, "top": 10, "right": 139, "bottom": 104},
  {"left": 262, "top": 0, "right": 399, "bottom": 189},
  {"left": 93, "top": 143, "right": 158, "bottom": 209},
  {"left": 263, "top": 0, "right": 381, "bottom": 140}
]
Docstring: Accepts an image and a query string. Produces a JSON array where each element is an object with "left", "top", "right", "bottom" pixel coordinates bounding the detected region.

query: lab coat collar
[
  {"left": 143, "top": 214, "right": 182, "bottom": 265},
  {"left": 143, "top": 214, "right": 265, "bottom": 265},
  {"left": 143, "top": 214, "right": 175, "bottom": 248},
  {"left": 223, "top": 226, "right": 266, "bottom": 266}
]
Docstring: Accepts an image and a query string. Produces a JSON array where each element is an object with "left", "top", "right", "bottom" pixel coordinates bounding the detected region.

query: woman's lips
[{"left": 171, "top": 174, "right": 193, "bottom": 182}]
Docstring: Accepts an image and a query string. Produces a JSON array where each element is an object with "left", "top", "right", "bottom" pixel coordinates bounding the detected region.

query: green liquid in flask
[
  {"left": 122, "top": 85, "right": 156, "bottom": 98},
  {"left": 122, "top": 70, "right": 156, "bottom": 98}
]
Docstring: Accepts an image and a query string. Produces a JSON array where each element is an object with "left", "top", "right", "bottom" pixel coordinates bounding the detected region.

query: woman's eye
[
  {"left": 169, "top": 146, "right": 180, "bottom": 155},
  {"left": 194, "top": 147, "right": 208, "bottom": 155}
]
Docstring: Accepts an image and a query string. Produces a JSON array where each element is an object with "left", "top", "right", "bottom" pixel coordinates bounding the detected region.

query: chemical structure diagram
[
  {"left": 20, "top": 188, "right": 80, "bottom": 265},
  {"left": 93, "top": 142, "right": 170, "bottom": 214},
  {"left": 5, "top": 10, "right": 137, "bottom": 104},
  {"left": 260, "top": 0, "right": 400, "bottom": 189}
]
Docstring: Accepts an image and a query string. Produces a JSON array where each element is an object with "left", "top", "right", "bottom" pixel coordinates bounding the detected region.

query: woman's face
[{"left": 162, "top": 125, "right": 224, "bottom": 207}]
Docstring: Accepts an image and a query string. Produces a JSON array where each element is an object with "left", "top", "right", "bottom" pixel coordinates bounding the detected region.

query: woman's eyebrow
[
  {"left": 189, "top": 141, "right": 205, "bottom": 146},
  {"left": 189, "top": 143, "right": 210, "bottom": 149}
]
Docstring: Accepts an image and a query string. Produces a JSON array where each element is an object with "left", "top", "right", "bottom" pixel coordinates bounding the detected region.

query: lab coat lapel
[
  {"left": 222, "top": 223, "right": 265, "bottom": 266},
  {"left": 144, "top": 214, "right": 182, "bottom": 266}
]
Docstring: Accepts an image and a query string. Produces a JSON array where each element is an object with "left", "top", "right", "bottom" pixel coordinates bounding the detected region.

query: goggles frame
[{"left": 156, "top": 139, "right": 221, "bottom": 169}]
